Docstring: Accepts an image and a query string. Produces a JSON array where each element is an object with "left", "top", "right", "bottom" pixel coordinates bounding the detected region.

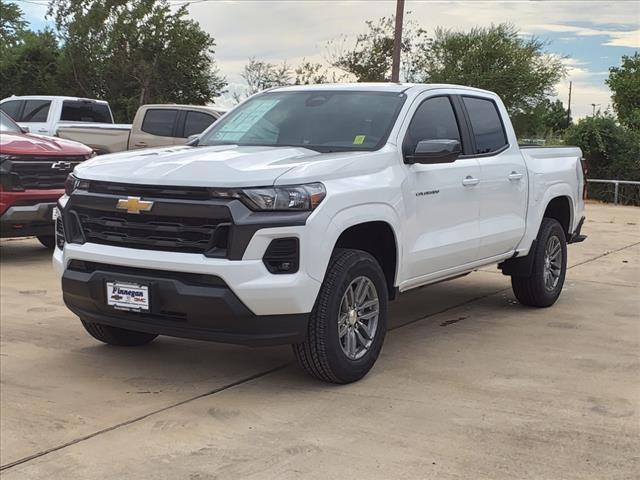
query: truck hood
[
  {"left": 0, "top": 132, "right": 93, "bottom": 157},
  {"left": 74, "top": 145, "right": 376, "bottom": 187}
]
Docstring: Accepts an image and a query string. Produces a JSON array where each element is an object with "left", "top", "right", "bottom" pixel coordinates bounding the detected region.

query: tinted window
[
  {"left": 61, "top": 101, "right": 112, "bottom": 123},
  {"left": 404, "top": 96, "right": 460, "bottom": 154},
  {"left": 463, "top": 97, "right": 507, "bottom": 154},
  {"left": 0, "top": 111, "right": 21, "bottom": 133},
  {"left": 183, "top": 111, "right": 216, "bottom": 138},
  {"left": 0, "top": 100, "right": 22, "bottom": 120},
  {"left": 199, "top": 91, "right": 406, "bottom": 152},
  {"left": 21, "top": 100, "right": 51, "bottom": 122},
  {"left": 141, "top": 109, "right": 178, "bottom": 137}
]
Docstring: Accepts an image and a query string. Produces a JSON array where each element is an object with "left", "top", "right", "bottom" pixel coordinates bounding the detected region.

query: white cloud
[{"left": 533, "top": 23, "right": 640, "bottom": 48}]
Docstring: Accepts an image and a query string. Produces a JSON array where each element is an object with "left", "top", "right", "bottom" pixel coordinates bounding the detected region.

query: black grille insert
[
  {"left": 9, "top": 158, "right": 85, "bottom": 189},
  {"left": 89, "top": 181, "right": 212, "bottom": 200},
  {"left": 74, "top": 207, "right": 228, "bottom": 254}
]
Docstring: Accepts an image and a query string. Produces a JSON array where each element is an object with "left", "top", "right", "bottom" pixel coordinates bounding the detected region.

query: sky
[{"left": 15, "top": 0, "right": 640, "bottom": 118}]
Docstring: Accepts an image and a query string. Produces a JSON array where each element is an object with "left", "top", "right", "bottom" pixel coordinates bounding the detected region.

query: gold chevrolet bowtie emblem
[{"left": 116, "top": 196, "right": 154, "bottom": 214}]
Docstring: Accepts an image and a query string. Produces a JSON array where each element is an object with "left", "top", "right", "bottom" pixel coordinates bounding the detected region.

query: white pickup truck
[
  {"left": 54, "top": 83, "right": 586, "bottom": 383},
  {"left": 0, "top": 95, "right": 114, "bottom": 136}
]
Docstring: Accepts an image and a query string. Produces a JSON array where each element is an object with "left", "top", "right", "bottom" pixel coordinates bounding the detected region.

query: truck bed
[{"left": 57, "top": 123, "right": 132, "bottom": 155}]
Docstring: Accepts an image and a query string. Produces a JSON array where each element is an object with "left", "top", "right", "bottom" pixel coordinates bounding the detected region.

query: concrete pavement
[{"left": 1, "top": 202, "right": 638, "bottom": 479}]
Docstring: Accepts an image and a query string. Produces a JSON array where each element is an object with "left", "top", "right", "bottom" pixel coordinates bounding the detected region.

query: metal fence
[{"left": 587, "top": 179, "right": 640, "bottom": 206}]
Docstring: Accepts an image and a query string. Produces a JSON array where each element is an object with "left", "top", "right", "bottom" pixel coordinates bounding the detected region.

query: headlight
[
  {"left": 231, "top": 183, "right": 326, "bottom": 211},
  {"left": 64, "top": 174, "right": 90, "bottom": 195}
]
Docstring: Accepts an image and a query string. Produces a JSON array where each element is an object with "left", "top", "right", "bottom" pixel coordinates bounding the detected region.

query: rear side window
[
  {"left": 21, "top": 100, "right": 51, "bottom": 122},
  {"left": 183, "top": 111, "right": 216, "bottom": 138},
  {"left": 61, "top": 101, "right": 112, "bottom": 123},
  {"left": 141, "top": 109, "right": 178, "bottom": 137},
  {"left": 0, "top": 100, "right": 22, "bottom": 120},
  {"left": 462, "top": 97, "right": 507, "bottom": 154},
  {"left": 404, "top": 96, "right": 461, "bottom": 155}
]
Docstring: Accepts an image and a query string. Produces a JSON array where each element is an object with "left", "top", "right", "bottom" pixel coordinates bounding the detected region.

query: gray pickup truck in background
[{"left": 57, "top": 104, "right": 227, "bottom": 154}]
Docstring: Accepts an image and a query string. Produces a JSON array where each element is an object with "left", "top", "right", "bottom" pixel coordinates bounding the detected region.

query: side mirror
[
  {"left": 405, "top": 139, "right": 461, "bottom": 165},
  {"left": 186, "top": 134, "right": 199, "bottom": 146},
  {"left": 21, "top": 126, "right": 30, "bottom": 133}
]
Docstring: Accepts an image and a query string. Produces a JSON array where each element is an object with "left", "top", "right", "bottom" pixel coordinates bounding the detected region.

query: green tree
[
  {"left": 0, "top": 0, "right": 26, "bottom": 47},
  {"left": 414, "top": 24, "right": 567, "bottom": 114},
  {"left": 512, "top": 99, "right": 571, "bottom": 139},
  {"left": 49, "top": 0, "right": 227, "bottom": 122},
  {"left": 565, "top": 114, "right": 639, "bottom": 204},
  {"left": 0, "top": 29, "right": 61, "bottom": 98},
  {"left": 240, "top": 57, "right": 292, "bottom": 96},
  {"left": 606, "top": 53, "right": 640, "bottom": 131},
  {"left": 329, "top": 15, "right": 428, "bottom": 82}
]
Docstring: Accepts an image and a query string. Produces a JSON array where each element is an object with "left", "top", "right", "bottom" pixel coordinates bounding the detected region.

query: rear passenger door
[
  {"left": 130, "top": 108, "right": 179, "bottom": 150},
  {"left": 461, "top": 96, "right": 528, "bottom": 259}
]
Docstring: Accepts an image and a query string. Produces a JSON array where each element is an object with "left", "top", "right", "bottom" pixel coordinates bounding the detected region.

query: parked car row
[{"left": 0, "top": 96, "right": 227, "bottom": 245}]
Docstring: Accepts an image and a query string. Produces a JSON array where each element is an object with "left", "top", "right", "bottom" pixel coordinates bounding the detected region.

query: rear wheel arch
[{"left": 543, "top": 196, "right": 573, "bottom": 237}]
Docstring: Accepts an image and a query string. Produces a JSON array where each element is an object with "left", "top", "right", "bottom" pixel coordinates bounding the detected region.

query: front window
[
  {"left": 198, "top": 91, "right": 406, "bottom": 152},
  {"left": 0, "top": 111, "right": 22, "bottom": 133}
]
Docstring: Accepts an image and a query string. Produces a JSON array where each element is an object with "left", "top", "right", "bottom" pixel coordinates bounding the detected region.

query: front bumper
[
  {"left": 0, "top": 190, "right": 60, "bottom": 237},
  {"left": 62, "top": 261, "right": 309, "bottom": 346}
]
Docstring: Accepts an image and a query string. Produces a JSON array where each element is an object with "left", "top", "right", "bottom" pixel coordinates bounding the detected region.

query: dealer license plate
[{"left": 106, "top": 281, "right": 150, "bottom": 311}]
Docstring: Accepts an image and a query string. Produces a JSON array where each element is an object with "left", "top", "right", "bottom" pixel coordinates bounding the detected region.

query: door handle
[
  {"left": 508, "top": 171, "right": 523, "bottom": 181},
  {"left": 37, "top": 129, "right": 48, "bottom": 133},
  {"left": 462, "top": 176, "right": 479, "bottom": 187},
  {"left": 134, "top": 142, "right": 147, "bottom": 147}
]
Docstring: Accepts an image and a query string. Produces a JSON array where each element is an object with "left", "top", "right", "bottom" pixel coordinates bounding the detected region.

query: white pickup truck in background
[
  {"left": 56, "top": 104, "right": 227, "bottom": 154},
  {"left": 54, "top": 83, "right": 586, "bottom": 384},
  {"left": 0, "top": 95, "right": 114, "bottom": 136}
]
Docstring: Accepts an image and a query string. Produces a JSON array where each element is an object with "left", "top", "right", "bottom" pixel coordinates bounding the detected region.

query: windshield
[
  {"left": 0, "top": 111, "right": 21, "bottom": 133},
  {"left": 198, "top": 90, "right": 406, "bottom": 152}
]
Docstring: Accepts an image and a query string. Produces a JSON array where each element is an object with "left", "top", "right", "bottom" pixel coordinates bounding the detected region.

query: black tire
[
  {"left": 81, "top": 320, "right": 158, "bottom": 346},
  {"left": 511, "top": 218, "right": 567, "bottom": 307},
  {"left": 293, "top": 249, "right": 388, "bottom": 384},
  {"left": 37, "top": 235, "right": 56, "bottom": 250}
]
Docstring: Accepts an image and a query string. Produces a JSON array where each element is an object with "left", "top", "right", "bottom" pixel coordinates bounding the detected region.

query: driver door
[{"left": 401, "top": 94, "right": 482, "bottom": 282}]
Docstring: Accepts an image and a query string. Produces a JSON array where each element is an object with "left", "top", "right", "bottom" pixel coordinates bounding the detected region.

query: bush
[{"left": 564, "top": 114, "right": 640, "bottom": 205}]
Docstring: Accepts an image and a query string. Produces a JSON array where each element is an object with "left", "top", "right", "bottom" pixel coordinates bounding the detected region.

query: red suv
[{"left": 1, "top": 111, "right": 94, "bottom": 248}]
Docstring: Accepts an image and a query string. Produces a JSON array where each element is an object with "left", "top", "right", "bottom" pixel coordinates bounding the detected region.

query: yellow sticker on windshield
[{"left": 353, "top": 135, "right": 366, "bottom": 145}]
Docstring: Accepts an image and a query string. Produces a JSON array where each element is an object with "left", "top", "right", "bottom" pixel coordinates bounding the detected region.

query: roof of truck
[
  {"left": 0, "top": 95, "right": 110, "bottom": 104},
  {"left": 270, "top": 83, "right": 495, "bottom": 95}
]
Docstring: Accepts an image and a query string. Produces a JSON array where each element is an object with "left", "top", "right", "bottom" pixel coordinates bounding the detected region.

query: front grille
[
  {"left": 9, "top": 158, "right": 85, "bottom": 189},
  {"left": 74, "top": 207, "right": 228, "bottom": 254}
]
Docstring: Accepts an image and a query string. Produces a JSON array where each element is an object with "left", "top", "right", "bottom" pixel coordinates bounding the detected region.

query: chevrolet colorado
[{"left": 54, "top": 84, "right": 586, "bottom": 383}]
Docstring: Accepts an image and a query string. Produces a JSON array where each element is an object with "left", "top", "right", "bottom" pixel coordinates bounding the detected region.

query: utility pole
[
  {"left": 391, "top": 0, "right": 405, "bottom": 82},
  {"left": 566, "top": 81, "right": 572, "bottom": 126}
]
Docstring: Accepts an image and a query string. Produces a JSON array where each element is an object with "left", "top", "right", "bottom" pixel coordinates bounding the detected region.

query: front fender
[{"left": 308, "top": 203, "right": 402, "bottom": 284}]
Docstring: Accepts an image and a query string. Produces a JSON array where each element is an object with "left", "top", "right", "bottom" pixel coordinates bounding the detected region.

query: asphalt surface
[{"left": 0, "top": 202, "right": 638, "bottom": 479}]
